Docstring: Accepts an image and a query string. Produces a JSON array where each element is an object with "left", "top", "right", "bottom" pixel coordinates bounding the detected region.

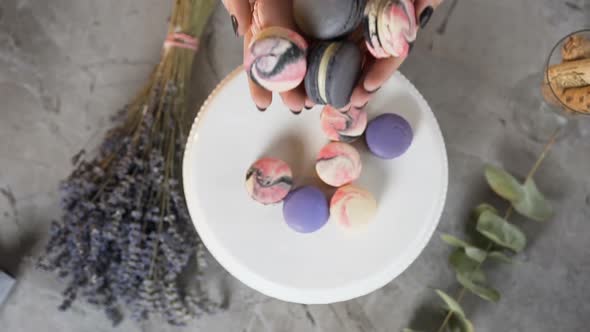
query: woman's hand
[
  {"left": 349, "top": 0, "right": 444, "bottom": 109},
  {"left": 223, "top": 0, "right": 309, "bottom": 113},
  {"left": 223, "top": 0, "right": 443, "bottom": 112}
]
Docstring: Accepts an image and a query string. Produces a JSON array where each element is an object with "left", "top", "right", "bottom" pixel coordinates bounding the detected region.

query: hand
[
  {"left": 222, "top": 0, "right": 309, "bottom": 113},
  {"left": 223, "top": 0, "right": 443, "bottom": 112},
  {"left": 349, "top": 0, "right": 444, "bottom": 109}
]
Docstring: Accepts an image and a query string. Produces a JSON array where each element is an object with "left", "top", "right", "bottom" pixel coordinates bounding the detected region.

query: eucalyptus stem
[{"left": 435, "top": 128, "right": 559, "bottom": 332}]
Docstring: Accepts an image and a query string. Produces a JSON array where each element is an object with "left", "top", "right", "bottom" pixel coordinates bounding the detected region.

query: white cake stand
[{"left": 183, "top": 68, "right": 448, "bottom": 304}]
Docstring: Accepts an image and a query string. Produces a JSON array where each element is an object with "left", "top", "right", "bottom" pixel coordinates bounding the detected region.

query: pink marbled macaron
[
  {"left": 245, "top": 158, "right": 293, "bottom": 205},
  {"left": 365, "top": 0, "right": 417, "bottom": 59},
  {"left": 315, "top": 142, "right": 362, "bottom": 187},
  {"left": 331, "top": 185, "right": 377, "bottom": 229},
  {"left": 320, "top": 105, "right": 368, "bottom": 143},
  {"left": 244, "top": 27, "right": 308, "bottom": 93}
]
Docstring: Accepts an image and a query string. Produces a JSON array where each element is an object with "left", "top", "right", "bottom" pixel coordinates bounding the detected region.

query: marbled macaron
[
  {"left": 364, "top": 0, "right": 417, "bottom": 59},
  {"left": 330, "top": 185, "right": 377, "bottom": 229},
  {"left": 365, "top": 113, "right": 413, "bottom": 159},
  {"left": 294, "top": 0, "right": 366, "bottom": 40},
  {"left": 304, "top": 41, "right": 362, "bottom": 109},
  {"left": 316, "top": 142, "right": 362, "bottom": 187},
  {"left": 244, "top": 27, "right": 308, "bottom": 93},
  {"left": 245, "top": 158, "right": 293, "bottom": 205},
  {"left": 283, "top": 186, "right": 330, "bottom": 233},
  {"left": 320, "top": 105, "right": 368, "bottom": 142}
]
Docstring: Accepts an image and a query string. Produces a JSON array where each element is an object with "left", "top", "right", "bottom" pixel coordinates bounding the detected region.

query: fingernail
[
  {"left": 408, "top": 42, "right": 414, "bottom": 53},
  {"left": 290, "top": 109, "right": 302, "bottom": 115},
  {"left": 231, "top": 15, "right": 239, "bottom": 36},
  {"left": 419, "top": 6, "right": 433, "bottom": 28},
  {"left": 304, "top": 106, "right": 313, "bottom": 110},
  {"left": 365, "top": 86, "right": 381, "bottom": 94},
  {"left": 358, "top": 101, "right": 369, "bottom": 109},
  {"left": 256, "top": 105, "right": 267, "bottom": 112}
]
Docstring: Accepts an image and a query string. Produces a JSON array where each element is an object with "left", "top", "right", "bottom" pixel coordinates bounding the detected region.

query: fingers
[
  {"left": 280, "top": 85, "right": 306, "bottom": 114},
  {"left": 362, "top": 56, "right": 405, "bottom": 93},
  {"left": 414, "top": 0, "right": 443, "bottom": 28},
  {"left": 249, "top": 0, "right": 305, "bottom": 113},
  {"left": 222, "top": 0, "right": 252, "bottom": 36},
  {"left": 244, "top": 30, "right": 272, "bottom": 110}
]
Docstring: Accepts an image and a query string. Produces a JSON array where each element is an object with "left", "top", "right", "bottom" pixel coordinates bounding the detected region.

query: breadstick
[
  {"left": 547, "top": 58, "right": 590, "bottom": 88},
  {"left": 560, "top": 85, "right": 590, "bottom": 114},
  {"left": 562, "top": 35, "right": 590, "bottom": 61}
]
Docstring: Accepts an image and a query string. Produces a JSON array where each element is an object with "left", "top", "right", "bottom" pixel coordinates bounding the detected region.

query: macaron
[
  {"left": 330, "top": 185, "right": 377, "bottom": 229},
  {"left": 320, "top": 105, "right": 368, "bottom": 142},
  {"left": 244, "top": 27, "right": 308, "bottom": 93},
  {"left": 363, "top": 0, "right": 417, "bottom": 59},
  {"left": 245, "top": 158, "right": 293, "bottom": 205},
  {"left": 304, "top": 41, "right": 362, "bottom": 109},
  {"left": 293, "top": 0, "right": 366, "bottom": 40},
  {"left": 283, "top": 186, "right": 330, "bottom": 233},
  {"left": 316, "top": 142, "right": 362, "bottom": 187},
  {"left": 365, "top": 113, "right": 413, "bottom": 159}
]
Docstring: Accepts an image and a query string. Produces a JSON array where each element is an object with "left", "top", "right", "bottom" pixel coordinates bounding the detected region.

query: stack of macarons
[
  {"left": 244, "top": 0, "right": 418, "bottom": 109},
  {"left": 246, "top": 107, "right": 414, "bottom": 233}
]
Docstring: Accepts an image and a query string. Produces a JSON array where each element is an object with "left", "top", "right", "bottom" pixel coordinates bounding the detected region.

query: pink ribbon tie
[{"left": 164, "top": 32, "right": 199, "bottom": 51}]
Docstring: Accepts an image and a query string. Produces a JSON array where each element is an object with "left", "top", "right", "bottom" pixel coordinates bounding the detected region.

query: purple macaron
[
  {"left": 282, "top": 186, "right": 329, "bottom": 233},
  {"left": 365, "top": 113, "right": 413, "bottom": 159}
]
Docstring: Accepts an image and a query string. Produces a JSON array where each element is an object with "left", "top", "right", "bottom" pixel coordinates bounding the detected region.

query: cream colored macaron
[{"left": 330, "top": 185, "right": 377, "bottom": 229}]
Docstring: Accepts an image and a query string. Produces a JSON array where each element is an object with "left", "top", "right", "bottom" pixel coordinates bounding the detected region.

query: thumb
[{"left": 222, "top": 0, "right": 252, "bottom": 36}]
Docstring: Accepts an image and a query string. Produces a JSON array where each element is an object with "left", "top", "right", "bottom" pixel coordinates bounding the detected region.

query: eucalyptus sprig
[{"left": 406, "top": 130, "right": 558, "bottom": 332}]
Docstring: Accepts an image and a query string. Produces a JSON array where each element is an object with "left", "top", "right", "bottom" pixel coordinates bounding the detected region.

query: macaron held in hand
[
  {"left": 305, "top": 41, "right": 363, "bottom": 109},
  {"left": 364, "top": 0, "right": 418, "bottom": 59},
  {"left": 293, "top": 0, "right": 366, "bottom": 40},
  {"left": 244, "top": 27, "right": 308, "bottom": 93}
]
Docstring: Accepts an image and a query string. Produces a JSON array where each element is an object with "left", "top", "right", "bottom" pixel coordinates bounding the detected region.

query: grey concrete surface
[{"left": 0, "top": 0, "right": 589, "bottom": 331}]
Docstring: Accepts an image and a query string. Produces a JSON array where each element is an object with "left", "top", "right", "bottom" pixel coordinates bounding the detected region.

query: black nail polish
[
  {"left": 408, "top": 42, "right": 414, "bottom": 53},
  {"left": 290, "top": 109, "right": 302, "bottom": 115},
  {"left": 256, "top": 106, "right": 267, "bottom": 112},
  {"left": 231, "top": 15, "right": 239, "bottom": 36},
  {"left": 304, "top": 106, "right": 313, "bottom": 110},
  {"left": 419, "top": 6, "right": 433, "bottom": 28}
]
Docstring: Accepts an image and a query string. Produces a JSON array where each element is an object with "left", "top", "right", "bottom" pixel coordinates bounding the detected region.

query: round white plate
[{"left": 183, "top": 68, "right": 448, "bottom": 304}]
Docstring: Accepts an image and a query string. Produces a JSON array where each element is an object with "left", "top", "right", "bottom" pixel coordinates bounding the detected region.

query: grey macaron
[
  {"left": 304, "top": 41, "right": 363, "bottom": 109},
  {"left": 294, "top": 0, "right": 366, "bottom": 40}
]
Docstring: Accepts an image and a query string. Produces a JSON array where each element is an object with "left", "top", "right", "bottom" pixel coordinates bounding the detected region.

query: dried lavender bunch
[{"left": 38, "top": 0, "right": 218, "bottom": 326}]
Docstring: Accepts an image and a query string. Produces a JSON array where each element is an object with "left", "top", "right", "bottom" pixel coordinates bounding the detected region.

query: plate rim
[{"left": 183, "top": 67, "right": 448, "bottom": 304}]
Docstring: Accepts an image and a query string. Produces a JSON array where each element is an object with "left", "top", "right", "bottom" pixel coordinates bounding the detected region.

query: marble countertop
[{"left": 0, "top": 1, "right": 588, "bottom": 331}]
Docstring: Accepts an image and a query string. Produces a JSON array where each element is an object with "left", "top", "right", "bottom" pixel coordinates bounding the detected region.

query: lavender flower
[{"left": 38, "top": 11, "right": 220, "bottom": 320}]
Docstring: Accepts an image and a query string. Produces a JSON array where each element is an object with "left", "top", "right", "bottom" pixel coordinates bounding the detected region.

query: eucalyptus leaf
[
  {"left": 457, "top": 273, "right": 500, "bottom": 302},
  {"left": 441, "top": 234, "right": 472, "bottom": 248},
  {"left": 465, "top": 247, "right": 487, "bottom": 263},
  {"left": 449, "top": 249, "right": 479, "bottom": 274},
  {"left": 447, "top": 318, "right": 462, "bottom": 332},
  {"left": 477, "top": 211, "right": 526, "bottom": 252},
  {"left": 442, "top": 234, "right": 487, "bottom": 263},
  {"left": 512, "top": 178, "right": 553, "bottom": 222},
  {"left": 456, "top": 315, "right": 475, "bottom": 332},
  {"left": 485, "top": 165, "right": 524, "bottom": 202},
  {"left": 449, "top": 314, "right": 475, "bottom": 332},
  {"left": 473, "top": 203, "right": 498, "bottom": 220},
  {"left": 435, "top": 289, "right": 466, "bottom": 317},
  {"left": 488, "top": 251, "right": 513, "bottom": 263},
  {"left": 468, "top": 268, "right": 487, "bottom": 284}
]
